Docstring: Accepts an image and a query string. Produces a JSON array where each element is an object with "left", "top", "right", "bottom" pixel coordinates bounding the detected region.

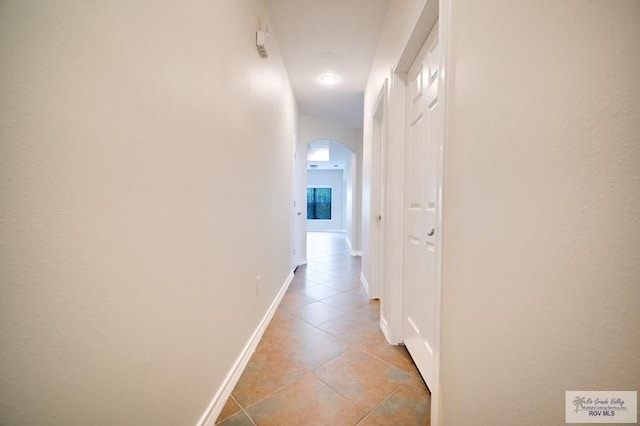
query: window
[{"left": 307, "top": 187, "right": 332, "bottom": 220}]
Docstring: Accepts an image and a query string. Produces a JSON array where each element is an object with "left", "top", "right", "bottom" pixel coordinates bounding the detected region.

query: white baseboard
[
  {"left": 380, "top": 315, "right": 399, "bottom": 344},
  {"left": 346, "top": 239, "right": 361, "bottom": 257},
  {"left": 360, "top": 272, "right": 370, "bottom": 297},
  {"left": 197, "top": 271, "right": 294, "bottom": 426}
]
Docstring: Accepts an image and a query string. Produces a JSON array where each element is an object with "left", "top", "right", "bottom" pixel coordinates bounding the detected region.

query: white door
[
  {"left": 370, "top": 87, "right": 386, "bottom": 300},
  {"left": 403, "top": 20, "right": 441, "bottom": 390},
  {"left": 292, "top": 135, "right": 302, "bottom": 269}
]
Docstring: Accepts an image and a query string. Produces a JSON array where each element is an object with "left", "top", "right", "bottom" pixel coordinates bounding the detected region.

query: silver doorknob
[
  {"left": 376, "top": 215, "right": 382, "bottom": 222},
  {"left": 427, "top": 228, "right": 435, "bottom": 237}
]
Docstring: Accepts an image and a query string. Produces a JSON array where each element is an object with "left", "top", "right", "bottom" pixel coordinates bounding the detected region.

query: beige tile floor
[{"left": 216, "top": 232, "right": 431, "bottom": 425}]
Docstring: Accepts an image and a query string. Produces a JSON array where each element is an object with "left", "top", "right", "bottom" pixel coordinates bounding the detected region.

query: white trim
[
  {"left": 346, "top": 237, "right": 361, "bottom": 257},
  {"left": 298, "top": 259, "right": 308, "bottom": 266},
  {"left": 432, "top": 1, "right": 451, "bottom": 424},
  {"left": 371, "top": 78, "right": 388, "bottom": 118},
  {"left": 383, "top": 57, "right": 409, "bottom": 346},
  {"left": 360, "top": 271, "right": 370, "bottom": 297},
  {"left": 197, "top": 271, "right": 294, "bottom": 426},
  {"left": 380, "top": 315, "right": 397, "bottom": 344},
  {"left": 369, "top": 79, "right": 389, "bottom": 302},
  {"left": 395, "top": 0, "right": 439, "bottom": 74},
  {"left": 391, "top": 1, "right": 445, "bottom": 424}
]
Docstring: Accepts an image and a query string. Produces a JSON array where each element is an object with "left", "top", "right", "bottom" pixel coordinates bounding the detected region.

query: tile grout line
[
  {"left": 222, "top": 235, "right": 428, "bottom": 425},
  {"left": 232, "top": 341, "right": 317, "bottom": 413},
  {"left": 306, "top": 366, "right": 370, "bottom": 425},
  {"left": 354, "top": 381, "right": 406, "bottom": 426},
  {"left": 254, "top": 291, "right": 373, "bottom": 419},
  {"left": 307, "top": 350, "right": 407, "bottom": 424},
  {"left": 356, "top": 343, "right": 422, "bottom": 380}
]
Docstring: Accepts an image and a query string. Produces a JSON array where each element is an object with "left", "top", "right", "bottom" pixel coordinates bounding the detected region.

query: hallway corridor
[{"left": 216, "top": 232, "right": 430, "bottom": 425}]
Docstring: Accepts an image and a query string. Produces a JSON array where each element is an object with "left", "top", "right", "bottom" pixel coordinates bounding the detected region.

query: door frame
[
  {"left": 291, "top": 134, "right": 303, "bottom": 270},
  {"left": 387, "top": 0, "right": 449, "bottom": 424},
  {"left": 295, "top": 134, "right": 309, "bottom": 267},
  {"left": 369, "top": 79, "right": 388, "bottom": 301}
]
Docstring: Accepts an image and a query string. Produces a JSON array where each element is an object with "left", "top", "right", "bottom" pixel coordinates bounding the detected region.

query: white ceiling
[{"left": 265, "top": 0, "right": 390, "bottom": 129}]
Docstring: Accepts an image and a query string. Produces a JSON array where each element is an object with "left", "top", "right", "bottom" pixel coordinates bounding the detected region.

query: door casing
[
  {"left": 384, "top": 0, "right": 449, "bottom": 424},
  {"left": 369, "top": 80, "right": 388, "bottom": 301}
]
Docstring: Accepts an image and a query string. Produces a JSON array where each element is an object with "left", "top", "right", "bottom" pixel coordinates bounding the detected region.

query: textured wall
[
  {"left": 441, "top": 1, "right": 640, "bottom": 424},
  {"left": 0, "top": 1, "right": 297, "bottom": 424}
]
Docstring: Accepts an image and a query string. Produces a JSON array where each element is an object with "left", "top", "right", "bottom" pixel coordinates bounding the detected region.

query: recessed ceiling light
[{"left": 319, "top": 74, "right": 339, "bottom": 85}]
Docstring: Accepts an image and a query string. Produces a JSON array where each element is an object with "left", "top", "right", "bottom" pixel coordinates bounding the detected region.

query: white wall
[
  {"left": 0, "top": 1, "right": 297, "bottom": 425},
  {"left": 307, "top": 170, "right": 344, "bottom": 232},
  {"left": 365, "top": 0, "right": 640, "bottom": 424},
  {"left": 301, "top": 114, "right": 362, "bottom": 153},
  {"left": 344, "top": 150, "right": 356, "bottom": 253},
  {"left": 440, "top": 2, "right": 640, "bottom": 424},
  {"left": 353, "top": 128, "right": 363, "bottom": 255}
]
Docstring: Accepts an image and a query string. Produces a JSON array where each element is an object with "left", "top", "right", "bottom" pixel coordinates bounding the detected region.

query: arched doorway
[{"left": 297, "top": 139, "right": 360, "bottom": 263}]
